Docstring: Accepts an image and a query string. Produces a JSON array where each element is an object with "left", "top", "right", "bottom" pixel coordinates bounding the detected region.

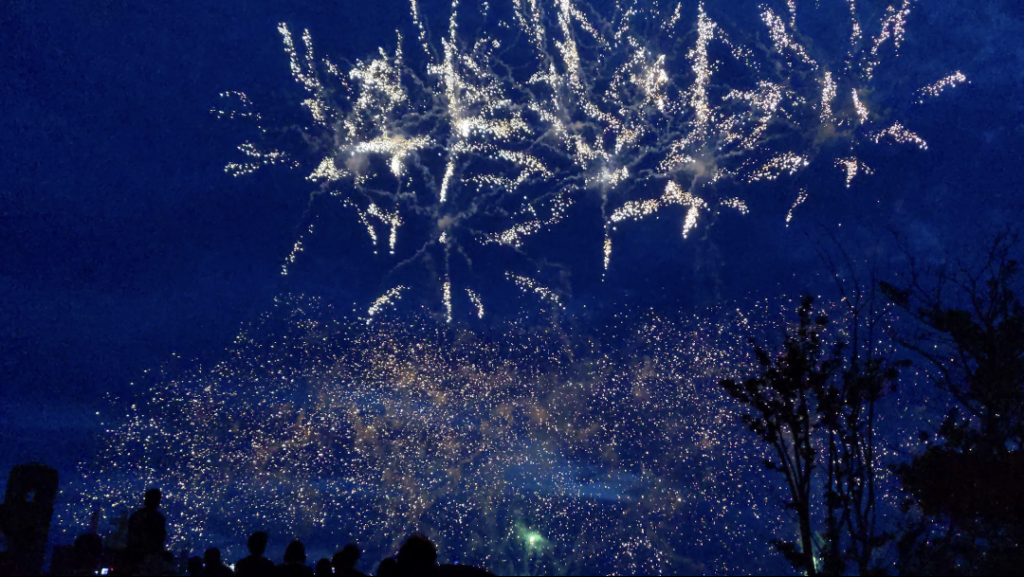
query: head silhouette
[
  {"left": 204, "top": 548, "right": 223, "bottom": 567},
  {"left": 333, "top": 543, "right": 360, "bottom": 570},
  {"left": 144, "top": 489, "right": 162, "bottom": 509},
  {"left": 315, "top": 558, "right": 333, "bottom": 576},
  {"left": 73, "top": 533, "right": 103, "bottom": 572},
  {"left": 74, "top": 533, "right": 103, "bottom": 557},
  {"left": 397, "top": 533, "right": 437, "bottom": 570},
  {"left": 248, "top": 531, "right": 269, "bottom": 556},
  {"left": 284, "top": 540, "right": 307, "bottom": 565},
  {"left": 377, "top": 557, "right": 398, "bottom": 577}
]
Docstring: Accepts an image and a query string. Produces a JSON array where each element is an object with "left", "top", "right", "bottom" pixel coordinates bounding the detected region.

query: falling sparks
[
  {"left": 212, "top": 91, "right": 261, "bottom": 121},
  {"left": 687, "top": 5, "right": 718, "bottom": 133},
  {"left": 225, "top": 143, "right": 294, "bottom": 177},
  {"left": 282, "top": 224, "right": 314, "bottom": 276},
  {"left": 820, "top": 71, "right": 837, "bottom": 123},
  {"left": 746, "top": 153, "right": 810, "bottom": 183},
  {"left": 762, "top": 7, "right": 816, "bottom": 68},
  {"left": 72, "top": 295, "right": 917, "bottom": 575},
  {"left": 443, "top": 279, "right": 453, "bottom": 323},
  {"left": 873, "top": 121, "right": 929, "bottom": 150},
  {"left": 367, "top": 286, "right": 407, "bottom": 321},
  {"left": 507, "top": 273, "right": 563, "bottom": 309},
  {"left": 603, "top": 236, "right": 613, "bottom": 273},
  {"left": 587, "top": 166, "right": 630, "bottom": 189},
  {"left": 439, "top": 161, "right": 455, "bottom": 204},
  {"left": 485, "top": 221, "right": 542, "bottom": 249},
  {"left": 663, "top": 2, "right": 683, "bottom": 31},
  {"left": 352, "top": 135, "right": 433, "bottom": 177},
  {"left": 278, "top": 24, "right": 329, "bottom": 125},
  {"left": 484, "top": 194, "right": 571, "bottom": 249},
  {"left": 609, "top": 182, "right": 697, "bottom": 224},
  {"left": 865, "top": 0, "right": 912, "bottom": 80},
  {"left": 601, "top": 181, "right": 748, "bottom": 268},
  {"left": 719, "top": 198, "right": 749, "bottom": 215},
  {"left": 786, "top": 188, "right": 809, "bottom": 227},
  {"left": 466, "top": 288, "right": 484, "bottom": 319},
  {"left": 344, "top": 202, "right": 403, "bottom": 255},
  {"left": 852, "top": 89, "right": 870, "bottom": 125},
  {"left": 918, "top": 72, "right": 969, "bottom": 103},
  {"left": 836, "top": 158, "right": 874, "bottom": 188},
  {"left": 307, "top": 157, "right": 348, "bottom": 183},
  {"left": 846, "top": 0, "right": 863, "bottom": 58}
]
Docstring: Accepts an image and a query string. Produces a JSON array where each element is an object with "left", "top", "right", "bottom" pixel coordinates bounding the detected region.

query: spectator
[
  {"left": 275, "top": 540, "right": 313, "bottom": 576},
  {"left": 396, "top": 533, "right": 437, "bottom": 575},
  {"left": 202, "top": 548, "right": 235, "bottom": 576},
  {"left": 135, "top": 550, "right": 178, "bottom": 576},
  {"left": 52, "top": 533, "right": 103, "bottom": 576},
  {"left": 236, "top": 531, "right": 275, "bottom": 576},
  {"left": 332, "top": 544, "right": 366, "bottom": 577},
  {"left": 375, "top": 557, "right": 397, "bottom": 577},
  {"left": 126, "top": 489, "right": 167, "bottom": 562},
  {"left": 188, "top": 556, "right": 206, "bottom": 576},
  {"left": 314, "top": 558, "right": 333, "bottom": 576}
]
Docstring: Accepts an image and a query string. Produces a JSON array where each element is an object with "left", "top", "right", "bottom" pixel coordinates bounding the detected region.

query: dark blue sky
[{"left": 2, "top": 0, "right": 1024, "bottom": 562}]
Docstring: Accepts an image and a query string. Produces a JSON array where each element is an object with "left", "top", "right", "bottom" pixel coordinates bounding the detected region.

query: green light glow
[{"left": 524, "top": 530, "right": 544, "bottom": 549}]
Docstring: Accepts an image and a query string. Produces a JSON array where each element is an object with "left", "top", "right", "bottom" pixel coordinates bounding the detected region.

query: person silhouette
[
  {"left": 202, "top": 548, "right": 235, "bottom": 576},
  {"left": 332, "top": 544, "right": 366, "bottom": 577},
  {"left": 375, "top": 557, "right": 397, "bottom": 577},
  {"left": 274, "top": 540, "right": 313, "bottom": 576},
  {"left": 314, "top": 558, "right": 333, "bottom": 577},
  {"left": 54, "top": 533, "right": 103, "bottom": 576},
  {"left": 188, "top": 556, "right": 206, "bottom": 576},
  {"left": 126, "top": 489, "right": 167, "bottom": 564},
  {"left": 396, "top": 533, "right": 438, "bottom": 575},
  {"left": 236, "top": 531, "right": 275, "bottom": 576}
]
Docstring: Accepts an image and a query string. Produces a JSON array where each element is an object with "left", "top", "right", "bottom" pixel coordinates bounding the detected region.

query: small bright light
[{"left": 524, "top": 530, "right": 544, "bottom": 549}]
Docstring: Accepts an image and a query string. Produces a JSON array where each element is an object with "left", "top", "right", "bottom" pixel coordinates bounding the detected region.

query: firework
[{"left": 214, "top": 0, "right": 965, "bottom": 319}]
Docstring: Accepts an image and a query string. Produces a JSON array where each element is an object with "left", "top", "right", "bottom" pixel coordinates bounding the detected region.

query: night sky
[{"left": 2, "top": 0, "right": 1024, "bottom": 573}]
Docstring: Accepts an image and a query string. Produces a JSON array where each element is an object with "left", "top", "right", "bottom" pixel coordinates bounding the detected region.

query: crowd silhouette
[{"left": 35, "top": 489, "right": 495, "bottom": 577}]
